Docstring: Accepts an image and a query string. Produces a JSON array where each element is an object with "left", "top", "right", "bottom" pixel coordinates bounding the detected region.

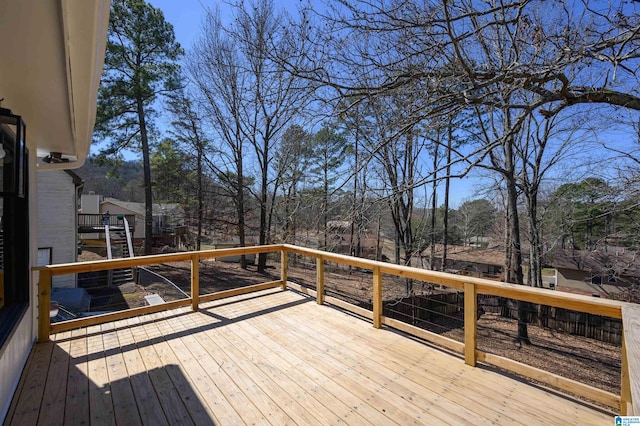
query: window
[
  {"left": 591, "top": 275, "right": 602, "bottom": 285},
  {"left": 37, "top": 248, "right": 52, "bottom": 267},
  {"left": 0, "top": 131, "right": 30, "bottom": 349}
]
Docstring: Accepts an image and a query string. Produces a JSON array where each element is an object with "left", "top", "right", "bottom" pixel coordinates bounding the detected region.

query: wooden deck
[{"left": 6, "top": 288, "right": 612, "bottom": 425}]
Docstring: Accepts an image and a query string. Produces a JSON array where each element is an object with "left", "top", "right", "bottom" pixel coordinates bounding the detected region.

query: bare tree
[
  {"left": 456, "top": 199, "right": 496, "bottom": 247},
  {"left": 290, "top": 1, "right": 640, "bottom": 117},
  {"left": 192, "top": 0, "right": 313, "bottom": 271},
  {"left": 295, "top": 0, "right": 639, "bottom": 343},
  {"left": 167, "top": 84, "right": 209, "bottom": 250},
  {"left": 235, "top": 0, "right": 314, "bottom": 271},
  {"left": 515, "top": 109, "right": 587, "bottom": 287},
  {"left": 362, "top": 92, "right": 427, "bottom": 271},
  {"left": 189, "top": 8, "right": 250, "bottom": 267}
]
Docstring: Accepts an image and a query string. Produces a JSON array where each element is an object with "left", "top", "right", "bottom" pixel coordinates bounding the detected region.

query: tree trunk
[
  {"left": 376, "top": 215, "right": 381, "bottom": 261},
  {"left": 441, "top": 128, "right": 452, "bottom": 272},
  {"left": 323, "top": 158, "right": 329, "bottom": 250},
  {"left": 527, "top": 193, "right": 543, "bottom": 288},
  {"left": 349, "top": 123, "right": 359, "bottom": 269},
  {"left": 137, "top": 95, "right": 153, "bottom": 256},
  {"left": 429, "top": 137, "right": 438, "bottom": 270},
  {"left": 258, "top": 154, "right": 268, "bottom": 272},
  {"left": 196, "top": 141, "right": 203, "bottom": 251},
  {"left": 395, "top": 230, "right": 401, "bottom": 265},
  {"left": 237, "top": 148, "right": 247, "bottom": 269},
  {"left": 504, "top": 140, "right": 530, "bottom": 344},
  {"left": 503, "top": 202, "right": 512, "bottom": 284}
]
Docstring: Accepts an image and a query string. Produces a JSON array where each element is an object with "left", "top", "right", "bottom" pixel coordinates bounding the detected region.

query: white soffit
[{"left": 0, "top": 0, "right": 109, "bottom": 170}]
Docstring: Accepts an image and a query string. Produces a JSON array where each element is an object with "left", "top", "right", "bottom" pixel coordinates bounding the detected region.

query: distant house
[
  {"left": 80, "top": 193, "right": 183, "bottom": 240},
  {"left": 101, "top": 197, "right": 183, "bottom": 239},
  {"left": 211, "top": 239, "right": 256, "bottom": 264},
  {"left": 421, "top": 244, "right": 503, "bottom": 277},
  {"left": 550, "top": 248, "right": 640, "bottom": 297},
  {"left": 467, "top": 236, "right": 491, "bottom": 248},
  {"left": 37, "top": 170, "right": 83, "bottom": 288}
]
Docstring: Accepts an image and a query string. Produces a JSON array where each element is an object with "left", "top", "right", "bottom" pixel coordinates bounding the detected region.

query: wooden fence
[{"left": 379, "top": 292, "right": 622, "bottom": 344}]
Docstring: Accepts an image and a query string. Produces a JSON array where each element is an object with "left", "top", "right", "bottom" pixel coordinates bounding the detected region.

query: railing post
[
  {"left": 622, "top": 303, "right": 640, "bottom": 416},
  {"left": 316, "top": 257, "right": 325, "bottom": 305},
  {"left": 464, "top": 282, "right": 477, "bottom": 367},
  {"left": 191, "top": 254, "right": 199, "bottom": 311},
  {"left": 38, "top": 268, "right": 52, "bottom": 343},
  {"left": 373, "top": 266, "right": 382, "bottom": 329},
  {"left": 281, "top": 249, "right": 288, "bottom": 290},
  {"left": 622, "top": 332, "right": 631, "bottom": 415}
]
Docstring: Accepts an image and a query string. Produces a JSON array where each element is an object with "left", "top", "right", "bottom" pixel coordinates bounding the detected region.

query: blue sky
[
  {"left": 148, "top": 0, "right": 204, "bottom": 48},
  {"left": 144, "top": 0, "right": 639, "bottom": 209},
  {"left": 145, "top": 0, "right": 482, "bottom": 207}
]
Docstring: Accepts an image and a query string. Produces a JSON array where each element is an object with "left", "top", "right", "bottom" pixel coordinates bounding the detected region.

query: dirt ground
[{"left": 78, "top": 252, "right": 621, "bottom": 405}]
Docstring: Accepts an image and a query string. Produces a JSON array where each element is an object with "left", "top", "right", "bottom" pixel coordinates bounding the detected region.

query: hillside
[{"left": 76, "top": 157, "right": 144, "bottom": 201}]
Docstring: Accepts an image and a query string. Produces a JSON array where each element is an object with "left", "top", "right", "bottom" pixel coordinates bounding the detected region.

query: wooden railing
[
  {"left": 78, "top": 213, "right": 136, "bottom": 232},
  {"left": 36, "top": 243, "right": 639, "bottom": 414}
]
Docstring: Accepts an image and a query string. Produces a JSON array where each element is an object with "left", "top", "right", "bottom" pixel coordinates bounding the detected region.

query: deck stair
[
  {"left": 110, "top": 230, "right": 133, "bottom": 285},
  {"left": 105, "top": 216, "right": 134, "bottom": 286}
]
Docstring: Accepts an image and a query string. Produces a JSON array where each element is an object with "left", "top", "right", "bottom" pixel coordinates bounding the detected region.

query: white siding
[
  {"left": 100, "top": 201, "right": 144, "bottom": 239},
  {"left": 37, "top": 171, "right": 77, "bottom": 288},
  {"left": 0, "top": 311, "right": 32, "bottom": 421},
  {"left": 80, "top": 193, "right": 101, "bottom": 214}
]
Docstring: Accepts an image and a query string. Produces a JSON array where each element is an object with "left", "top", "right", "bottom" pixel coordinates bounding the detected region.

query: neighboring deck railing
[
  {"left": 36, "top": 243, "right": 639, "bottom": 415},
  {"left": 78, "top": 213, "right": 136, "bottom": 233}
]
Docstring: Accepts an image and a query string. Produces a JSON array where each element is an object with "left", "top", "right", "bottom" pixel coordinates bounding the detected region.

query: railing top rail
[
  {"left": 78, "top": 213, "right": 137, "bottom": 230},
  {"left": 38, "top": 243, "right": 625, "bottom": 319},
  {"left": 78, "top": 213, "right": 136, "bottom": 219},
  {"left": 41, "top": 244, "right": 286, "bottom": 275},
  {"left": 281, "top": 244, "right": 625, "bottom": 319}
]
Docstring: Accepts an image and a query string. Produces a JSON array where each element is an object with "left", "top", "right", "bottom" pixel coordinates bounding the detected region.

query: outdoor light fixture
[
  {"left": 42, "top": 152, "right": 69, "bottom": 164},
  {"left": 0, "top": 107, "right": 27, "bottom": 197}
]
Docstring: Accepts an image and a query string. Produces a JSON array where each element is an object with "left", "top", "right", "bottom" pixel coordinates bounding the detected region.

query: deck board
[
  {"left": 64, "top": 328, "right": 89, "bottom": 426},
  {"left": 261, "top": 306, "right": 486, "bottom": 424},
  {"left": 292, "top": 299, "right": 606, "bottom": 424},
  {"left": 86, "top": 325, "right": 115, "bottom": 426},
  {"left": 37, "top": 331, "right": 72, "bottom": 426},
  {"left": 101, "top": 322, "right": 140, "bottom": 426},
  {"left": 150, "top": 310, "right": 246, "bottom": 425},
  {"left": 275, "top": 301, "right": 590, "bottom": 425},
  {"left": 6, "top": 288, "right": 613, "bottom": 425},
  {"left": 278, "top": 301, "right": 582, "bottom": 424},
  {"left": 126, "top": 316, "right": 194, "bottom": 426},
  {"left": 113, "top": 320, "right": 169, "bottom": 426},
  {"left": 138, "top": 313, "right": 216, "bottom": 426},
  {"left": 10, "top": 342, "right": 53, "bottom": 425}
]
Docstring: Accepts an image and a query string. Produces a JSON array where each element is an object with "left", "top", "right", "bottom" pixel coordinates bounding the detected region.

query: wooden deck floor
[{"left": 6, "top": 288, "right": 612, "bottom": 425}]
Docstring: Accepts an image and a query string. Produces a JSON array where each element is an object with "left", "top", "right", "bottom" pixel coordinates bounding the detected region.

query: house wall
[
  {"left": 81, "top": 193, "right": 101, "bottom": 214},
  {"left": 37, "top": 170, "right": 77, "bottom": 288},
  {"left": 79, "top": 193, "right": 102, "bottom": 239},
  {"left": 556, "top": 268, "right": 626, "bottom": 296},
  {"left": 100, "top": 201, "right": 144, "bottom": 239}
]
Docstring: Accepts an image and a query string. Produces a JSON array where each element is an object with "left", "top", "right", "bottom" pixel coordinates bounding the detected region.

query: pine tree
[{"left": 95, "top": 0, "right": 183, "bottom": 254}]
